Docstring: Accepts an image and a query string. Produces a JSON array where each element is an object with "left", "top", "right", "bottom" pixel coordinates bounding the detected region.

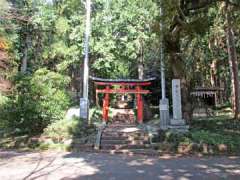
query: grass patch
[
  {"left": 0, "top": 106, "right": 103, "bottom": 151},
  {"left": 187, "top": 112, "right": 240, "bottom": 154},
  {"left": 155, "top": 108, "right": 240, "bottom": 155},
  {"left": 0, "top": 116, "right": 97, "bottom": 151}
]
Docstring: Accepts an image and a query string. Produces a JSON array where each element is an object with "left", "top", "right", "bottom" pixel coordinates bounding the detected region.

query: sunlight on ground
[
  {"left": 127, "top": 159, "right": 155, "bottom": 166},
  {"left": 195, "top": 164, "right": 208, "bottom": 169},
  {"left": 158, "top": 154, "right": 183, "bottom": 159},
  {"left": 0, "top": 151, "right": 99, "bottom": 180},
  {"left": 120, "top": 127, "right": 140, "bottom": 133},
  {"left": 65, "top": 107, "right": 80, "bottom": 120},
  {"left": 1, "top": 151, "right": 240, "bottom": 179}
]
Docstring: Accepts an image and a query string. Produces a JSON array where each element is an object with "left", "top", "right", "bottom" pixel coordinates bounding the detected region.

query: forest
[{"left": 0, "top": 0, "right": 240, "bottom": 154}]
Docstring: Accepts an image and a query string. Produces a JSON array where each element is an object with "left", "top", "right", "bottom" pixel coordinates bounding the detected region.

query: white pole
[
  {"left": 83, "top": 0, "right": 91, "bottom": 99},
  {"left": 159, "top": 0, "right": 170, "bottom": 130},
  {"left": 80, "top": 0, "right": 91, "bottom": 120},
  {"left": 160, "top": 4, "right": 166, "bottom": 99}
]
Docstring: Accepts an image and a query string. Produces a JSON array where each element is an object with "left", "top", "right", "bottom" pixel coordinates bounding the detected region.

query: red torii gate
[{"left": 91, "top": 77, "right": 155, "bottom": 124}]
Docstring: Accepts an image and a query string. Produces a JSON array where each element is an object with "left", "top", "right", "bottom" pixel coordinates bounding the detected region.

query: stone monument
[
  {"left": 160, "top": 98, "right": 170, "bottom": 130},
  {"left": 80, "top": 98, "right": 89, "bottom": 120},
  {"left": 169, "top": 79, "right": 189, "bottom": 132}
]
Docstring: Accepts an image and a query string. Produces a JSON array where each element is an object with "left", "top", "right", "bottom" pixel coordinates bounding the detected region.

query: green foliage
[
  {"left": 157, "top": 109, "right": 240, "bottom": 154},
  {"left": 164, "top": 131, "right": 192, "bottom": 146},
  {"left": 191, "top": 130, "right": 227, "bottom": 145},
  {"left": 91, "top": 0, "right": 159, "bottom": 78},
  {"left": 0, "top": 93, "right": 9, "bottom": 129},
  {"left": 0, "top": 69, "right": 70, "bottom": 135},
  {"left": 0, "top": 93, "right": 8, "bottom": 106},
  {"left": 89, "top": 107, "right": 103, "bottom": 124},
  {"left": 43, "top": 118, "right": 78, "bottom": 143},
  {"left": 56, "top": 17, "right": 70, "bottom": 34},
  {"left": 0, "top": 0, "right": 9, "bottom": 16},
  {"left": 190, "top": 115, "right": 240, "bottom": 152},
  {"left": 41, "top": 117, "right": 96, "bottom": 150},
  {"left": 190, "top": 130, "right": 240, "bottom": 152},
  {"left": 1, "top": 0, "right": 240, "bottom": 154},
  {"left": 159, "top": 128, "right": 240, "bottom": 154}
]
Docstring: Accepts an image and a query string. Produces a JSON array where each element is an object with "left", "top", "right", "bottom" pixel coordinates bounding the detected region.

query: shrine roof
[
  {"left": 90, "top": 76, "right": 155, "bottom": 85},
  {"left": 191, "top": 87, "right": 224, "bottom": 97},
  {"left": 192, "top": 87, "right": 224, "bottom": 91}
]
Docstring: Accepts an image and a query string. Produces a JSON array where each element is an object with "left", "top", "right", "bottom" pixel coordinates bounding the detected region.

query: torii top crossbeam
[{"left": 91, "top": 77, "right": 155, "bottom": 86}]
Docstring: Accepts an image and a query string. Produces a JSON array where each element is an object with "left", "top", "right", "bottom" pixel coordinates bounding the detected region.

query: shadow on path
[
  {"left": 0, "top": 150, "right": 240, "bottom": 180},
  {"left": 62, "top": 152, "right": 240, "bottom": 180}
]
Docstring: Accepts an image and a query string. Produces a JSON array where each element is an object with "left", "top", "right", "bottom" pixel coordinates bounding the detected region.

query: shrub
[
  {"left": 0, "top": 68, "right": 70, "bottom": 135},
  {"left": 0, "top": 93, "right": 9, "bottom": 106},
  {"left": 0, "top": 93, "right": 9, "bottom": 131},
  {"left": 42, "top": 117, "right": 97, "bottom": 149},
  {"left": 164, "top": 131, "right": 190, "bottom": 144},
  {"left": 89, "top": 107, "right": 103, "bottom": 124},
  {"left": 191, "top": 130, "right": 227, "bottom": 145},
  {"left": 42, "top": 118, "right": 78, "bottom": 143},
  {"left": 191, "top": 130, "right": 240, "bottom": 152}
]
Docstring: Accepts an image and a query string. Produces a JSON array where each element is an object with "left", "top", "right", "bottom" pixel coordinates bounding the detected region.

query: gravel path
[{"left": 0, "top": 150, "right": 240, "bottom": 180}]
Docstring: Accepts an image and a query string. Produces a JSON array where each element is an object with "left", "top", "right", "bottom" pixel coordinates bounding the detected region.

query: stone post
[
  {"left": 160, "top": 99, "right": 170, "bottom": 130},
  {"left": 169, "top": 79, "right": 189, "bottom": 132}
]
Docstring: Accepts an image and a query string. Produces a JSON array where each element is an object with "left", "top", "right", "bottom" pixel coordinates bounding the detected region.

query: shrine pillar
[
  {"left": 102, "top": 86, "right": 110, "bottom": 122},
  {"left": 136, "top": 86, "right": 143, "bottom": 123}
]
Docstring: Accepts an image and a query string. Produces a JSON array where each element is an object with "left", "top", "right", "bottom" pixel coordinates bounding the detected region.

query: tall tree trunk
[
  {"left": 170, "top": 51, "right": 192, "bottom": 123},
  {"left": 210, "top": 60, "right": 217, "bottom": 87},
  {"left": 138, "top": 40, "right": 144, "bottom": 80},
  {"left": 225, "top": 4, "right": 240, "bottom": 119},
  {"left": 166, "top": 32, "right": 192, "bottom": 123},
  {"left": 21, "top": 33, "right": 30, "bottom": 73}
]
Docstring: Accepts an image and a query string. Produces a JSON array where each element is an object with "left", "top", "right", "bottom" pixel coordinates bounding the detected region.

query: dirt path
[{"left": 0, "top": 150, "right": 240, "bottom": 180}]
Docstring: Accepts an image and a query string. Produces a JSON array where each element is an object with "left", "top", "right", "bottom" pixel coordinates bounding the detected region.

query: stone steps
[
  {"left": 97, "top": 149, "right": 160, "bottom": 156},
  {"left": 103, "top": 125, "right": 140, "bottom": 131},
  {"left": 72, "top": 143, "right": 94, "bottom": 150},
  {"left": 101, "top": 139, "right": 149, "bottom": 145},
  {"left": 107, "top": 124, "right": 137, "bottom": 128},
  {"left": 103, "top": 129, "right": 141, "bottom": 133},
  {"left": 98, "top": 122, "right": 154, "bottom": 154},
  {"left": 102, "top": 131, "right": 147, "bottom": 137},
  {"left": 101, "top": 135, "right": 149, "bottom": 141},
  {"left": 72, "top": 115, "right": 159, "bottom": 156},
  {"left": 73, "top": 147, "right": 160, "bottom": 156},
  {"left": 101, "top": 136, "right": 128, "bottom": 140},
  {"left": 100, "top": 144, "right": 152, "bottom": 150}
]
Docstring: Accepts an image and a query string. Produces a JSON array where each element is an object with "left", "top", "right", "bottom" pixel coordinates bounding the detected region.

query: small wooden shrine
[
  {"left": 191, "top": 87, "right": 224, "bottom": 106},
  {"left": 91, "top": 77, "right": 155, "bottom": 123}
]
